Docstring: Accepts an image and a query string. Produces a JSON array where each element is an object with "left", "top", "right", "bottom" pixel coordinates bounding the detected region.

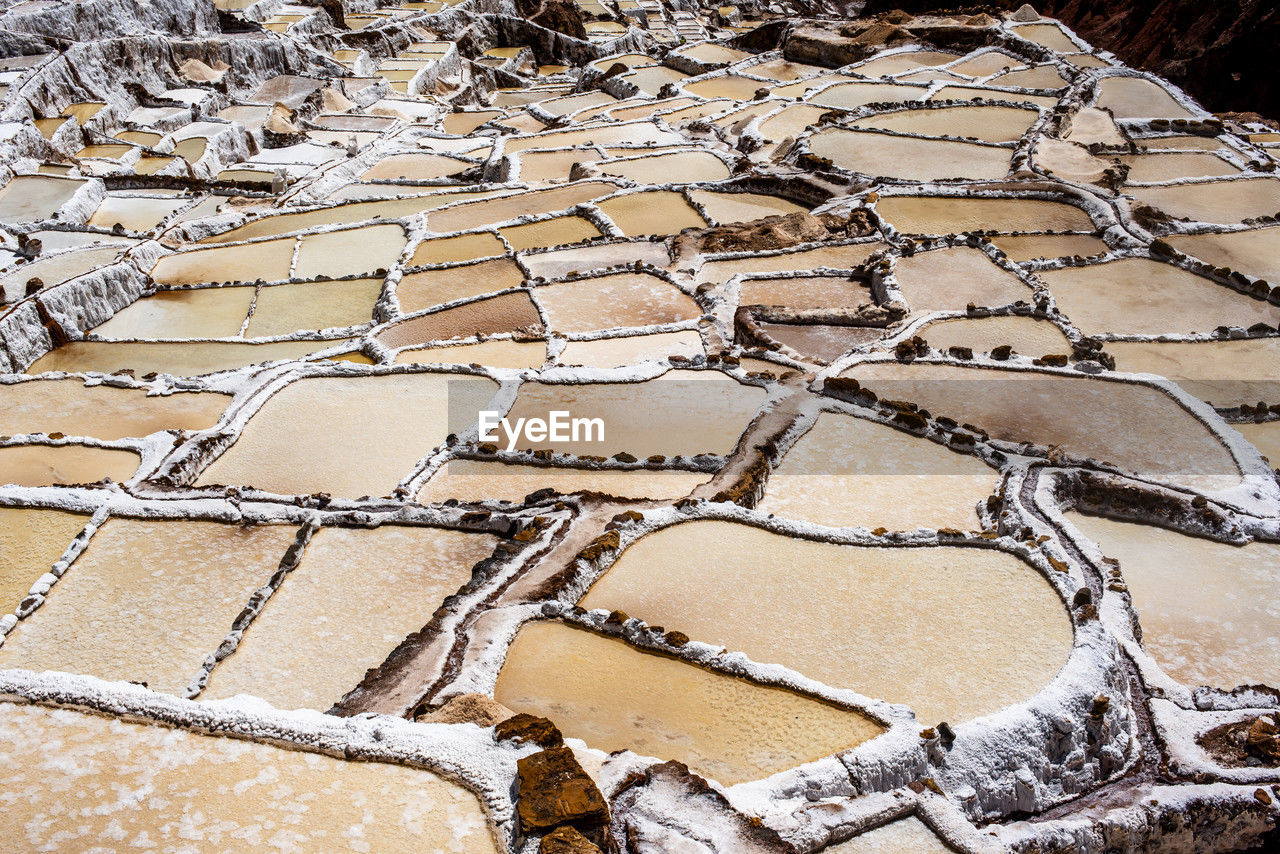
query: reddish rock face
[{"left": 516, "top": 747, "right": 610, "bottom": 832}]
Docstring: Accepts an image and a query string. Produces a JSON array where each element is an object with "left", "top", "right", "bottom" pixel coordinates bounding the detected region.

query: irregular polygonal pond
[
  {"left": 579, "top": 521, "right": 1072, "bottom": 724},
  {"left": 495, "top": 621, "right": 884, "bottom": 785},
  {"left": 0, "top": 508, "right": 87, "bottom": 614}
]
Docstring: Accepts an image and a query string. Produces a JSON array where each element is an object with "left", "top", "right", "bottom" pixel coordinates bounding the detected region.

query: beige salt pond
[
  {"left": 376, "top": 293, "right": 543, "bottom": 349},
  {"left": 206, "top": 525, "right": 498, "bottom": 710},
  {"left": 0, "top": 379, "right": 228, "bottom": 439},
  {"left": 876, "top": 195, "right": 1094, "bottom": 234},
  {"left": 698, "top": 242, "right": 884, "bottom": 283},
  {"left": 1067, "top": 512, "right": 1280, "bottom": 690},
  {"left": 246, "top": 278, "right": 383, "bottom": 336},
  {"left": 0, "top": 175, "right": 84, "bottom": 223},
  {"left": 418, "top": 460, "right": 710, "bottom": 503},
  {"left": 851, "top": 50, "right": 958, "bottom": 77},
  {"left": 849, "top": 104, "right": 1039, "bottom": 143},
  {"left": 1095, "top": 76, "right": 1197, "bottom": 119},
  {"left": 755, "top": 104, "right": 830, "bottom": 143},
  {"left": 0, "top": 518, "right": 297, "bottom": 693},
  {"left": 594, "top": 150, "right": 730, "bottom": 184},
  {"left": 499, "top": 215, "right": 600, "bottom": 250},
  {"left": 596, "top": 190, "right": 707, "bottom": 236},
  {"left": 88, "top": 195, "right": 187, "bottom": 232},
  {"left": 360, "top": 153, "right": 472, "bottom": 181},
  {"left": 534, "top": 271, "right": 700, "bottom": 333},
  {"left": 806, "top": 82, "right": 923, "bottom": 110},
  {"left": 1119, "top": 152, "right": 1238, "bottom": 183},
  {"left": 688, "top": 189, "right": 807, "bottom": 224},
  {"left": 92, "top": 286, "right": 256, "bottom": 339},
  {"left": 556, "top": 330, "right": 704, "bottom": 367},
  {"left": 739, "top": 276, "right": 873, "bottom": 310},
  {"left": 842, "top": 361, "right": 1239, "bottom": 480},
  {"left": 397, "top": 258, "right": 522, "bottom": 313},
  {"left": 294, "top": 224, "right": 406, "bottom": 279},
  {"left": 0, "top": 703, "right": 498, "bottom": 853},
  {"left": 500, "top": 372, "right": 765, "bottom": 457},
  {"left": 1037, "top": 258, "right": 1280, "bottom": 335},
  {"left": 1166, "top": 226, "right": 1280, "bottom": 282},
  {"left": 409, "top": 232, "right": 507, "bottom": 267},
  {"left": 893, "top": 246, "right": 1031, "bottom": 309},
  {"left": 427, "top": 181, "right": 618, "bottom": 232},
  {"left": 809, "top": 130, "right": 1013, "bottom": 181},
  {"left": 1106, "top": 338, "right": 1280, "bottom": 407},
  {"left": 27, "top": 339, "right": 355, "bottom": 377},
  {"left": 756, "top": 412, "right": 997, "bottom": 530},
  {"left": 1129, "top": 179, "right": 1280, "bottom": 225},
  {"left": 0, "top": 444, "right": 140, "bottom": 487},
  {"left": 395, "top": 339, "right": 547, "bottom": 369},
  {"left": 494, "top": 622, "right": 884, "bottom": 785},
  {"left": 987, "top": 232, "right": 1109, "bottom": 262},
  {"left": 578, "top": 520, "right": 1072, "bottom": 724},
  {"left": 1236, "top": 422, "right": 1280, "bottom": 466},
  {"left": 198, "top": 373, "right": 497, "bottom": 497},
  {"left": 151, "top": 238, "right": 295, "bottom": 285},
  {"left": 916, "top": 314, "right": 1071, "bottom": 357},
  {"left": 0, "top": 508, "right": 87, "bottom": 613}
]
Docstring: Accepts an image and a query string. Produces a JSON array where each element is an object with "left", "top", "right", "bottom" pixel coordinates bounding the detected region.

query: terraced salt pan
[
  {"left": 0, "top": 445, "right": 140, "bottom": 487},
  {"left": 748, "top": 58, "right": 825, "bottom": 81},
  {"left": 1011, "top": 22, "right": 1080, "bottom": 53},
  {"left": 409, "top": 232, "right": 508, "bottom": 267},
  {"left": 151, "top": 238, "right": 295, "bottom": 284},
  {"left": 376, "top": 293, "right": 543, "bottom": 349},
  {"left": 1129, "top": 178, "right": 1280, "bottom": 225},
  {"left": 556, "top": 330, "right": 704, "bottom": 367},
  {"left": 739, "top": 276, "right": 873, "bottom": 310},
  {"left": 930, "top": 86, "right": 1060, "bottom": 108},
  {"left": 596, "top": 190, "right": 707, "bottom": 236},
  {"left": 395, "top": 340, "right": 547, "bottom": 369},
  {"left": 1037, "top": 258, "right": 1280, "bottom": 335},
  {"left": 0, "top": 244, "right": 127, "bottom": 303},
  {"left": 0, "top": 519, "right": 296, "bottom": 693},
  {"left": 397, "top": 259, "right": 522, "bottom": 313},
  {"left": 1167, "top": 226, "right": 1280, "bottom": 282},
  {"left": 533, "top": 271, "right": 700, "bottom": 333},
  {"left": 418, "top": 460, "right": 710, "bottom": 502},
  {"left": 495, "top": 622, "right": 883, "bottom": 785},
  {"left": 991, "top": 64, "right": 1068, "bottom": 89},
  {"left": 360, "top": 153, "right": 472, "bottom": 180},
  {"left": 88, "top": 195, "right": 187, "bottom": 231},
  {"left": 502, "top": 373, "right": 765, "bottom": 457},
  {"left": 688, "top": 189, "right": 807, "bottom": 224},
  {"left": 849, "top": 105, "right": 1039, "bottom": 143},
  {"left": 503, "top": 126, "right": 680, "bottom": 155},
  {"left": 1067, "top": 513, "right": 1280, "bottom": 690},
  {"left": 843, "top": 362, "right": 1239, "bottom": 478},
  {"left": 0, "top": 175, "right": 84, "bottom": 222},
  {"left": 517, "top": 148, "right": 603, "bottom": 183},
  {"left": 499, "top": 215, "right": 600, "bottom": 250},
  {"left": 1106, "top": 338, "right": 1280, "bottom": 407},
  {"left": 875, "top": 195, "right": 1094, "bottom": 234},
  {"left": 619, "top": 65, "right": 689, "bottom": 96},
  {"left": 917, "top": 315, "right": 1071, "bottom": 357},
  {"left": 0, "top": 379, "right": 228, "bottom": 439},
  {"left": 756, "top": 412, "right": 997, "bottom": 530},
  {"left": 28, "top": 339, "right": 355, "bottom": 377},
  {"left": 0, "top": 508, "right": 87, "bottom": 613},
  {"left": 810, "top": 127, "right": 1013, "bottom": 181},
  {"left": 580, "top": 521, "right": 1072, "bottom": 724},
  {"left": 0, "top": 703, "right": 498, "bottom": 853},
  {"left": 93, "top": 286, "right": 256, "bottom": 338},
  {"left": 755, "top": 104, "right": 830, "bottom": 144},
  {"left": 198, "top": 373, "right": 498, "bottom": 497},
  {"left": 758, "top": 323, "right": 883, "bottom": 362},
  {"left": 851, "top": 50, "right": 958, "bottom": 76},
  {"left": 595, "top": 150, "right": 730, "bottom": 184},
  {"left": 207, "top": 525, "right": 499, "bottom": 710},
  {"left": 1119, "top": 152, "right": 1238, "bottom": 183},
  {"left": 520, "top": 240, "right": 671, "bottom": 279},
  {"left": 427, "top": 181, "right": 617, "bottom": 232},
  {"left": 827, "top": 817, "right": 953, "bottom": 853},
  {"left": 988, "top": 232, "right": 1109, "bottom": 261},
  {"left": 246, "top": 278, "right": 383, "bottom": 336},
  {"left": 682, "top": 74, "right": 770, "bottom": 101},
  {"left": 894, "top": 246, "right": 1032, "bottom": 309},
  {"left": 1095, "top": 76, "right": 1197, "bottom": 119},
  {"left": 294, "top": 224, "right": 407, "bottom": 278}
]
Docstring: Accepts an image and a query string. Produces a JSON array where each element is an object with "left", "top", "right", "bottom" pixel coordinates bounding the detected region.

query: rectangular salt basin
[
  {"left": 580, "top": 520, "right": 1073, "bottom": 724},
  {"left": 294, "top": 223, "right": 406, "bottom": 278},
  {"left": 0, "top": 174, "right": 84, "bottom": 223},
  {"left": 27, "top": 339, "right": 355, "bottom": 377},
  {"left": 1067, "top": 512, "right": 1280, "bottom": 691},
  {"left": 151, "top": 238, "right": 296, "bottom": 284},
  {"left": 0, "top": 703, "right": 498, "bottom": 853},
  {"left": 698, "top": 242, "right": 885, "bottom": 283},
  {"left": 893, "top": 246, "right": 1032, "bottom": 309},
  {"left": 756, "top": 412, "right": 998, "bottom": 530},
  {"left": 0, "top": 444, "right": 140, "bottom": 487},
  {"left": 501, "top": 372, "right": 765, "bottom": 457},
  {"left": 245, "top": 278, "right": 383, "bottom": 336},
  {"left": 0, "top": 518, "right": 297, "bottom": 694},
  {"left": 533, "top": 271, "right": 700, "bottom": 333},
  {"left": 556, "top": 330, "right": 704, "bottom": 367},
  {"left": 395, "top": 339, "right": 547, "bottom": 370},
  {"left": 197, "top": 373, "right": 498, "bottom": 497},
  {"left": 92, "top": 286, "right": 256, "bottom": 339},
  {"left": 205, "top": 525, "right": 498, "bottom": 710},
  {"left": 596, "top": 190, "right": 707, "bottom": 237},
  {"left": 0, "top": 507, "right": 88, "bottom": 614},
  {"left": 808, "top": 129, "right": 1013, "bottom": 181},
  {"left": 1106, "top": 338, "right": 1280, "bottom": 407},
  {"left": 0, "top": 379, "right": 229, "bottom": 439},
  {"left": 494, "top": 621, "right": 884, "bottom": 786},
  {"left": 875, "top": 195, "right": 1094, "bottom": 234}
]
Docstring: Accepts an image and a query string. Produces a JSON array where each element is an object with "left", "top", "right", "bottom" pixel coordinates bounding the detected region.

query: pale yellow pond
[{"left": 0, "top": 508, "right": 88, "bottom": 614}]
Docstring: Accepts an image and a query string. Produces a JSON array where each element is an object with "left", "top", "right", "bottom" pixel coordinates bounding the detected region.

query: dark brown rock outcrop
[{"left": 516, "top": 747, "right": 610, "bottom": 833}]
